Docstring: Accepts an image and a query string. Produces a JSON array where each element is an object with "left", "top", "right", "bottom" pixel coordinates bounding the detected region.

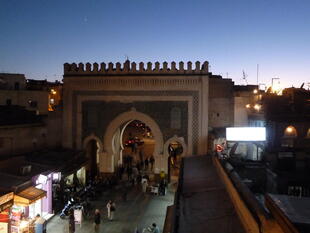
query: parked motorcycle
[{"left": 59, "top": 198, "right": 75, "bottom": 219}]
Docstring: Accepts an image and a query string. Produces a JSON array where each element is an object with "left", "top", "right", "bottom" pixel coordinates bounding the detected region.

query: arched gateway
[{"left": 62, "top": 60, "right": 212, "bottom": 176}]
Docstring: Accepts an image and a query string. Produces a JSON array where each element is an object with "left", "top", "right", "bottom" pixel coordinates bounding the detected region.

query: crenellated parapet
[{"left": 64, "top": 61, "right": 209, "bottom": 75}]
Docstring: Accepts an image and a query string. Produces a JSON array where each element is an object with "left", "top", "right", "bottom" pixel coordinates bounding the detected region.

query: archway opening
[
  {"left": 168, "top": 141, "right": 183, "bottom": 183},
  {"left": 104, "top": 110, "right": 164, "bottom": 175},
  {"left": 282, "top": 126, "right": 298, "bottom": 148},
  {"left": 121, "top": 120, "right": 155, "bottom": 172},
  {"left": 284, "top": 126, "right": 297, "bottom": 137},
  {"left": 85, "top": 139, "right": 99, "bottom": 179}
]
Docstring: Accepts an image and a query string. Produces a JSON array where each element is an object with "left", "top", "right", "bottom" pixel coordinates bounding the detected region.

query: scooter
[{"left": 59, "top": 198, "right": 75, "bottom": 219}]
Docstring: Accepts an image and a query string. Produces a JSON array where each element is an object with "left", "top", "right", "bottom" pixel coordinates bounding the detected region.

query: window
[
  {"left": 6, "top": 99, "right": 12, "bottom": 106},
  {"left": 14, "top": 82, "right": 20, "bottom": 90},
  {"left": 28, "top": 100, "right": 38, "bottom": 108}
]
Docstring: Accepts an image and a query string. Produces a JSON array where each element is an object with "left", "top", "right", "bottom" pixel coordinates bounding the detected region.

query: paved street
[{"left": 47, "top": 183, "right": 174, "bottom": 233}]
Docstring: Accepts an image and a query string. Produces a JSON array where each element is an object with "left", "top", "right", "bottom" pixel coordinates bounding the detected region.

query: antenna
[
  {"left": 256, "top": 64, "right": 259, "bottom": 85},
  {"left": 242, "top": 70, "right": 248, "bottom": 85}
]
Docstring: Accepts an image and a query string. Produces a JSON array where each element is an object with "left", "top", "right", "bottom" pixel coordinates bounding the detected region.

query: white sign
[
  {"left": 36, "top": 174, "right": 48, "bottom": 184},
  {"left": 0, "top": 222, "right": 8, "bottom": 233},
  {"left": 74, "top": 209, "right": 82, "bottom": 226},
  {"left": 226, "top": 127, "right": 266, "bottom": 141}
]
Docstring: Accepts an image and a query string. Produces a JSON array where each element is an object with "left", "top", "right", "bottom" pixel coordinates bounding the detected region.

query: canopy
[{"left": 14, "top": 187, "right": 46, "bottom": 206}]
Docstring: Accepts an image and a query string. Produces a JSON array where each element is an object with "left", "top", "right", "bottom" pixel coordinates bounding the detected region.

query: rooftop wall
[{"left": 64, "top": 61, "right": 209, "bottom": 75}]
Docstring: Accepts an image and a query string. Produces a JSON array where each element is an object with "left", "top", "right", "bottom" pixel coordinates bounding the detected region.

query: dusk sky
[{"left": 1, "top": 0, "right": 310, "bottom": 88}]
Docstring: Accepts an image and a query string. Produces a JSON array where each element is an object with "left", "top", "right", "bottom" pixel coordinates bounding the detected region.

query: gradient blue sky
[{"left": 1, "top": 0, "right": 310, "bottom": 88}]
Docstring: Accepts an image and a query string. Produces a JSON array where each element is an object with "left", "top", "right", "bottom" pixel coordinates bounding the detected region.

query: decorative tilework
[{"left": 72, "top": 90, "right": 199, "bottom": 154}]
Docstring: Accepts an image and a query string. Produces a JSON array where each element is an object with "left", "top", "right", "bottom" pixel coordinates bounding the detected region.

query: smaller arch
[
  {"left": 284, "top": 125, "right": 298, "bottom": 138},
  {"left": 83, "top": 133, "right": 103, "bottom": 152},
  {"left": 83, "top": 134, "right": 102, "bottom": 179},
  {"left": 164, "top": 135, "right": 187, "bottom": 158}
]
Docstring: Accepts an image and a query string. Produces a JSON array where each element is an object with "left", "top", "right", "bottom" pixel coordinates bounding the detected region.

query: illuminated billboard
[{"left": 226, "top": 127, "right": 266, "bottom": 141}]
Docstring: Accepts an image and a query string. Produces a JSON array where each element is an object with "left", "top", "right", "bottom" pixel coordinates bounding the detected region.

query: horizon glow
[{"left": 0, "top": 0, "right": 310, "bottom": 88}]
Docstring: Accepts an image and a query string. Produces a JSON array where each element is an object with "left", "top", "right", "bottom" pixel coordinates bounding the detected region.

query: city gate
[{"left": 62, "top": 61, "right": 210, "bottom": 175}]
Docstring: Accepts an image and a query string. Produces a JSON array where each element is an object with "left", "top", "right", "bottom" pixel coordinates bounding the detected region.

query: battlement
[{"left": 64, "top": 61, "right": 209, "bottom": 76}]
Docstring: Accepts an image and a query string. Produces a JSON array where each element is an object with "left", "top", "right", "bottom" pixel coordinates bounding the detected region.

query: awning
[
  {"left": 0, "top": 192, "right": 14, "bottom": 212},
  {"left": 14, "top": 187, "right": 46, "bottom": 206}
]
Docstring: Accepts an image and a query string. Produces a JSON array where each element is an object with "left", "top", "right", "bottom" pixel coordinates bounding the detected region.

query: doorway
[
  {"left": 85, "top": 139, "right": 99, "bottom": 179},
  {"left": 168, "top": 141, "right": 183, "bottom": 183},
  {"left": 121, "top": 120, "right": 155, "bottom": 171}
]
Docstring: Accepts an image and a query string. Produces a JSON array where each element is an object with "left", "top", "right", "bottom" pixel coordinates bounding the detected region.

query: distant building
[
  {"left": 208, "top": 75, "right": 234, "bottom": 129},
  {"left": 0, "top": 73, "right": 63, "bottom": 114},
  {"left": 0, "top": 73, "right": 49, "bottom": 114},
  {"left": 233, "top": 85, "right": 264, "bottom": 127},
  {"left": 26, "top": 79, "right": 63, "bottom": 111},
  {"left": 0, "top": 74, "right": 63, "bottom": 157},
  {"left": 263, "top": 87, "right": 310, "bottom": 151}
]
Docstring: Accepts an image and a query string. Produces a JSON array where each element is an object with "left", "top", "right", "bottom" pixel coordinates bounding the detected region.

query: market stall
[
  {"left": 0, "top": 192, "right": 14, "bottom": 233},
  {"left": 11, "top": 187, "right": 46, "bottom": 233}
]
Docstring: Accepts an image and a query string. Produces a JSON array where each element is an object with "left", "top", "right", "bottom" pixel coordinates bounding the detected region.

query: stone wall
[
  {"left": 208, "top": 77, "right": 234, "bottom": 128},
  {"left": 0, "top": 123, "right": 46, "bottom": 156}
]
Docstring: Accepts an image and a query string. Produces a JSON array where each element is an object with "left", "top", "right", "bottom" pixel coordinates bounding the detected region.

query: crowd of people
[{"left": 64, "top": 154, "right": 164, "bottom": 233}]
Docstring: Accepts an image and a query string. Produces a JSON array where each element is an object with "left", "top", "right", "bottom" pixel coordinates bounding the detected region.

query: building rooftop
[{"left": 173, "top": 155, "right": 245, "bottom": 233}]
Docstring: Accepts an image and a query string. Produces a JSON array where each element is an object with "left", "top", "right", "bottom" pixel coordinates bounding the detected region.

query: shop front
[
  {"left": 11, "top": 187, "right": 46, "bottom": 233},
  {"left": 64, "top": 166, "right": 86, "bottom": 187},
  {"left": 0, "top": 192, "right": 14, "bottom": 233},
  {"left": 32, "top": 173, "right": 55, "bottom": 220}
]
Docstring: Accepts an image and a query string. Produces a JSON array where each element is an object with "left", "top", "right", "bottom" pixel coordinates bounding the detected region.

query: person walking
[
  {"left": 94, "top": 209, "right": 101, "bottom": 233},
  {"left": 144, "top": 158, "right": 149, "bottom": 170},
  {"left": 68, "top": 210, "right": 75, "bottom": 233},
  {"left": 106, "top": 200, "right": 112, "bottom": 220},
  {"left": 122, "top": 188, "right": 128, "bottom": 201},
  {"left": 110, "top": 201, "right": 116, "bottom": 220},
  {"left": 150, "top": 223, "right": 160, "bottom": 233},
  {"left": 150, "top": 155, "right": 155, "bottom": 171},
  {"left": 127, "top": 166, "right": 133, "bottom": 181},
  {"left": 142, "top": 179, "right": 148, "bottom": 193}
]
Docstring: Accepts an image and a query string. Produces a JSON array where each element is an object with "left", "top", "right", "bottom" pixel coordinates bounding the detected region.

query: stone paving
[{"left": 47, "top": 183, "right": 175, "bottom": 233}]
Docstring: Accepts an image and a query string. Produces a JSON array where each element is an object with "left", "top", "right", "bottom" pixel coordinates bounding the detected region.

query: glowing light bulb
[
  {"left": 254, "top": 104, "right": 261, "bottom": 111},
  {"left": 286, "top": 127, "right": 293, "bottom": 133}
]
